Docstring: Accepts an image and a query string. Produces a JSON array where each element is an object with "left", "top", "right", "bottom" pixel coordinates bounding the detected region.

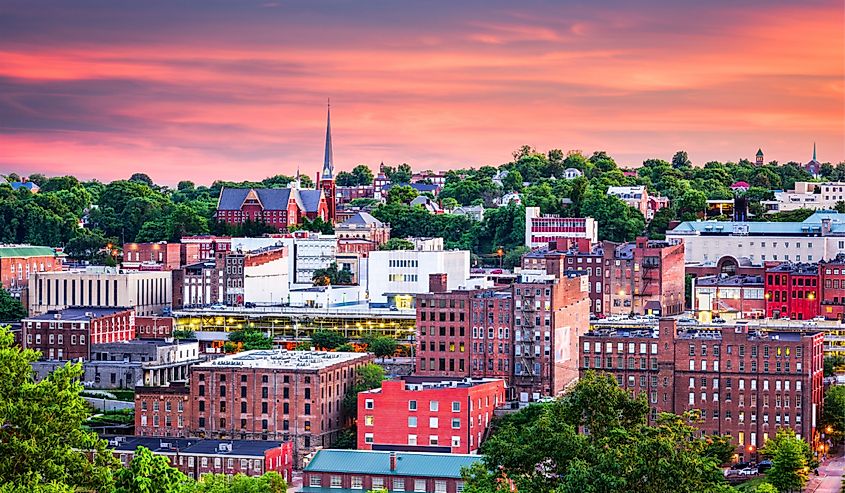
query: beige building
[
  {"left": 28, "top": 268, "right": 172, "bottom": 316},
  {"left": 762, "top": 182, "right": 845, "bottom": 213}
]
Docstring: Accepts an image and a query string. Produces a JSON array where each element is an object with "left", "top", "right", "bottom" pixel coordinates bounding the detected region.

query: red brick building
[
  {"left": 190, "top": 350, "right": 372, "bottom": 459},
  {"left": 215, "top": 187, "right": 330, "bottom": 231},
  {"left": 602, "top": 237, "right": 685, "bottom": 317},
  {"left": 415, "top": 269, "right": 589, "bottom": 403},
  {"left": 122, "top": 242, "right": 201, "bottom": 271},
  {"left": 580, "top": 319, "right": 825, "bottom": 460},
  {"left": 765, "top": 263, "right": 820, "bottom": 320},
  {"left": 112, "top": 436, "right": 293, "bottom": 482},
  {"left": 180, "top": 236, "right": 232, "bottom": 261},
  {"left": 335, "top": 212, "right": 391, "bottom": 256},
  {"left": 302, "top": 449, "right": 479, "bottom": 493},
  {"left": 0, "top": 245, "right": 63, "bottom": 291},
  {"left": 21, "top": 307, "right": 135, "bottom": 361},
  {"left": 820, "top": 254, "right": 845, "bottom": 321},
  {"left": 136, "top": 383, "right": 192, "bottom": 437},
  {"left": 135, "top": 315, "right": 175, "bottom": 339},
  {"left": 357, "top": 377, "right": 506, "bottom": 453}
]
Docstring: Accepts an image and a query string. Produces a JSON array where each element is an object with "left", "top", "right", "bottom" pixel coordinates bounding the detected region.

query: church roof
[
  {"left": 299, "top": 189, "right": 324, "bottom": 213},
  {"left": 322, "top": 102, "right": 334, "bottom": 180},
  {"left": 756, "top": 149, "right": 763, "bottom": 156},
  {"left": 217, "top": 188, "right": 294, "bottom": 211}
]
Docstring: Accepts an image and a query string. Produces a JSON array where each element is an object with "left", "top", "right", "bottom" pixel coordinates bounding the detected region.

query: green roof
[
  {"left": 0, "top": 246, "right": 61, "bottom": 258},
  {"left": 303, "top": 450, "right": 481, "bottom": 478}
]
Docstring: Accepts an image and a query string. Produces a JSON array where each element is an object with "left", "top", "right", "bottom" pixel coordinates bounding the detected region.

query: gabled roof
[
  {"left": 339, "top": 211, "right": 383, "bottom": 227},
  {"left": 217, "top": 188, "right": 294, "bottom": 211},
  {"left": 9, "top": 182, "right": 39, "bottom": 192},
  {"left": 299, "top": 189, "right": 324, "bottom": 213},
  {"left": 303, "top": 449, "right": 481, "bottom": 478},
  {"left": 0, "top": 246, "right": 61, "bottom": 258}
]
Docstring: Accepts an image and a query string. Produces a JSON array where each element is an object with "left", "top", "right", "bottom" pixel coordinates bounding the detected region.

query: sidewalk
[{"left": 805, "top": 454, "right": 844, "bottom": 493}]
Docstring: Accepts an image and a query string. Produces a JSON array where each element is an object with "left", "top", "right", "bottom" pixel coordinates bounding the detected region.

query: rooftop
[
  {"left": 195, "top": 349, "right": 369, "bottom": 370},
  {"left": 338, "top": 211, "right": 384, "bottom": 228},
  {"left": 109, "top": 436, "right": 286, "bottom": 457},
  {"left": 766, "top": 262, "right": 819, "bottom": 275},
  {"left": 303, "top": 449, "right": 482, "bottom": 478},
  {"left": 0, "top": 245, "right": 62, "bottom": 258},
  {"left": 670, "top": 211, "right": 845, "bottom": 236},
  {"left": 695, "top": 275, "right": 764, "bottom": 287},
  {"left": 24, "top": 307, "right": 132, "bottom": 321},
  {"left": 362, "top": 376, "right": 504, "bottom": 394}
]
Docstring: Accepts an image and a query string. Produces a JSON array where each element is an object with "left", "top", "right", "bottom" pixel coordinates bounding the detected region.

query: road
[{"left": 807, "top": 455, "right": 844, "bottom": 493}]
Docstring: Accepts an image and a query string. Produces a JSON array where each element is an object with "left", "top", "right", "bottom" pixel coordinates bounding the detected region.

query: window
[
  {"left": 414, "top": 479, "right": 427, "bottom": 492},
  {"left": 429, "top": 435, "right": 439, "bottom": 446},
  {"left": 309, "top": 476, "right": 322, "bottom": 487},
  {"left": 372, "top": 478, "right": 384, "bottom": 490},
  {"left": 351, "top": 476, "right": 363, "bottom": 489},
  {"left": 452, "top": 418, "right": 461, "bottom": 429},
  {"left": 435, "top": 480, "right": 447, "bottom": 493},
  {"left": 393, "top": 478, "right": 405, "bottom": 491},
  {"left": 364, "top": 415, "right": 374, "bottom": 426},
  {"left": 408, "top": 434, "right": 417, "bottom": 445},
  {"left": 408, "top": 416, "right": 417, "bottom": 427},
  {"left": 365, "top": 399, "right": 374, "bottom": 410},
  {"left": 330, "top": 476, "right": 342, "bottom": 488},
  {"left": 429, "top": 417, "right": 439, "bottom": 428},
  {"left": 408, "top": 400, "right": 417, "bottom": 411},
  {"left": 364, "top": 433, "right": 373, "bottom": 444},
  {"left": 430, "top": 400, "right": 439, "bottom": 411},
  {"left": 451, "top": 436, "right": 461, "bottom": 447}
]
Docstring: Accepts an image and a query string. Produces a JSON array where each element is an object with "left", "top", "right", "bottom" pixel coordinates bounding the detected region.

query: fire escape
[
  {"left": 636, "top": 256, "right": 661, "bottom": 314},
  {"left": 515, "top": 291, "right": 540, "bottom": 388}
]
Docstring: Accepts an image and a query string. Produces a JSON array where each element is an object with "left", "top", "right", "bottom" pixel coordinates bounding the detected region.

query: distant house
[
  {"left": 8, "top": 181, "right": 39, "bottom": 193},
  {"left": 451, "top": 205, "right": 485, "bottom": 221},
  {"left": 497, "top": 192, "right": 522, "bottom": 206},
  {"left": 410, "top": 196, "right": 442, "bottom": 214},
  {"left": 563, "top": 168, "right": 582, "bottom": 180}
]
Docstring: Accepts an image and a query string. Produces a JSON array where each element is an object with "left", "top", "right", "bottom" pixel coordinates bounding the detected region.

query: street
[{"left": 807, "top": 455, "right": 844, "bottom": 493}]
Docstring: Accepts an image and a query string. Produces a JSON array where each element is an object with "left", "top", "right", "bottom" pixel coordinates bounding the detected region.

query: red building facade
[
  {"left": 135, "top": 315, "right": 175, "bottom": 339},
  {"left": 189, "top": 350, "right": 372, "bottom": 460},
  {"left": 21, "top": 307, "right": 135, "bottom": 361},
  {"left": 765, "top": 263, "right": 820, "bottom": 320},
  {"left": 136, "top": 383, "right": 192, "bottom": 437},
  {"left": 580, "top": 319, "right": 825, "bottom": 460},
  {"left": 0, "top": 245, "right": 63, "bottom": 291},
  {"left": 357, "top": 377, "right": 506, "bottom": 454},
  {"left": 820, "top": 254, "right": 845, "bottom": 321}
]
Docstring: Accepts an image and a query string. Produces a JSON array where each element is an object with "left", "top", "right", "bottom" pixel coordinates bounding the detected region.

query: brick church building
[{"left": 215, "top": 103, "right": 337, "bottom": 231}]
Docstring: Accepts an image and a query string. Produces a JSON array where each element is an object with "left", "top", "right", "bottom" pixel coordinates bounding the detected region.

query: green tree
[
  {"left": 824, "top": 355, "right": 845, "bottom": 377},
  {"left": 822, "top": 385, "right": 845, "bottom": 443},
  {"left": 311, "top": 330, "right": 347, "bottom": 350},
  {"left": 0, "top": 325, "right": 118, "bottom": 492},
  {"left": 129, "top": 173, "right": 154, "bottom": 187},
  {"left": 171, "top": 329, "right": 196, "bottom": 340},
  {"left": 441, "top": 197, "right": 459, "bottom": 211},
  {"left": 755, "top": 483, "right": 778, "bottom": 493},
  {"left": 379, "top": 238, "right": 415, "bottom": 251},
  {"left": 834, "top": 200, "right": 845, "bottom": 213},
  {"left": 384, "top": 163, "right": 412, "bottom": 184},
  {"left": 369, "top": 337, "right": 397, "bottom": 361},
  {"left": 761, "top": 428, "right": 810, "bottom": 493},
  {"left": 114, "top": 446, "right": 191, "bottom": 493},
  {"left": 0, "top": 289, "right": 26, "bottom": 322},
  {"left": 351, "top": 164, "right": 374, "bottom": 185},
  {"left": 193, "top": 471, "right": 286, "bottom": 493},
  {"left": 502, "top": 246, "right": 530, "bottom": 269},
  {"left": 228, "top": 330, "right": 273, "bottom": 351},
  {"left": 341, "top": 363, "right": 385, "bottom": 420},
  {"left": 671, "top": 150, "right": 692, "bottom": 170},
  {"left": 579, "top": 190, "right": 645, "bottom": 242},
  {"left": 312, "top": 262, "right": 353, "bottom": 285},
  {"left": 335, "top": 171, "right": 357, "bottom": 186},
  {"left": 387, "top": 185, "right": 418, "bottom": 205}
]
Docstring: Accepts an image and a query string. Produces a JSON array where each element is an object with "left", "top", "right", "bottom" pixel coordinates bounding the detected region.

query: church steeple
[
  {"left": 322, "top": 99, "right": 334, "bottom": 180},
  {"left": 813, "top": 142, "right": 817, "bottom": 162}
]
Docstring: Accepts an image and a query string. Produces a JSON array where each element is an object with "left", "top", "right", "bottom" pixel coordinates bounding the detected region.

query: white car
[{"left": 739, "top": 467, "right": 758, "bottom": 476}]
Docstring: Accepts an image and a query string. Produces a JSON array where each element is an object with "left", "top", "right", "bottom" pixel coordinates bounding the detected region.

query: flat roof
[
  {"left": 303, "top": 449, "right": 481, "bottom": 478},
  {"left": 25, "top": 307, "right": 132, "bottom": 321},
  {"left": 110, "top": 436, "right": 286, "bottom": 457},
  {"left": 195, "top": 349, "right": 369, "bottom": 370}
]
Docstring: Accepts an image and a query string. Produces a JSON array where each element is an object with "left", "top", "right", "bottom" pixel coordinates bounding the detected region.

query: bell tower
[{"left": 320, "top": 99, "right": 336, "bottom": 223}]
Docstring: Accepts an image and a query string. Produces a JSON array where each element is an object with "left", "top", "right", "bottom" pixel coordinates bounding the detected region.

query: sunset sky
[{"left": 0, "top": 0, "right": 843, "bottom": 185}]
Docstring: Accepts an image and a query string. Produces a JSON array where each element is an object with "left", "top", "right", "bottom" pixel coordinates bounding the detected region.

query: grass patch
[{"left": 733, "top": 477, "right": 767, "bottom": 492}]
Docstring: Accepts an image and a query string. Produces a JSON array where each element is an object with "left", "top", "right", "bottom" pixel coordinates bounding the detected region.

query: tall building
[
  {"left": 357, "top": 377, "right": 506, "bottom": 454},
  {"left": 189, "top": 349, "right": 372, "bottom": 459},
  {"left": 580, "top": 319, "right": 825, "bottom": 460},
  {"left": 601, "top": 237, "right": 685, "bottom": 317},
  {"left": 320, "top": 101, "right": 337, "bottom": 223},
  {"left": 122, "top": 242, "right": 200, "bottom": 271},
  {"left": 756, "top": 148, "right": 764, "bottom": 166}
]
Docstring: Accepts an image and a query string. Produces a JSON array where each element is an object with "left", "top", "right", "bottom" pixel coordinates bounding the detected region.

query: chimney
[
  {"left": 636, "top": 236, "right": 647, "bottom": 249},
  {"left": 316, "top": 172, "right": 321, "bottom": 185},
  {"left": 389, "top": 451, "right": 397, "bottom": 471},
  {"left": 658, "top": 318, "right": 678, "bottom": 340},
  {"left": 429, "top": 273, "right": 448, "bottom": 293},
  {"left": 575, "top": 237, "right": 591, "bottom": 254}
]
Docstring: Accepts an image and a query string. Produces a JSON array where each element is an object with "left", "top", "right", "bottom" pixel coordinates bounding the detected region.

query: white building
[
  {"left": 231, "top": 232, "right": 337, "bottom": 287},
  {"left": 243, "top": 247, "right": 290, "bottom": 305},
  {"left": 451, "top": 205, "right": 485, "bottom": 222},
  {"left": 288, "top": 285, "right": 367, "bottom": 308},
  {"left": 524, "top": 207, "right": 598, "bottom": 248},
  {"left": 667, "top": 211, "right": 845, "bottom": 266},
  {"left": 762, "top": 182, "right": 845, "bottom": 213},
  {"left": 563, "top": 168, "right": 583, "bottom": 180},
  {"left": 367, "top": 240, "right": 471, "bottom": 306}
]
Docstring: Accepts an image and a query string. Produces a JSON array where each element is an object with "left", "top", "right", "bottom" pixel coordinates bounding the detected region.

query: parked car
[
  {"left": 244, "top": 302, "right": 256, "bottom": 308},
  {"left": 712, "top": 317, "right": 726, "bottom": 324},
  {"left": 757, "top": 460, "right": 773, "bottom": 473},
  {"left": 739, "top": 467, "right": 758, "bottom": 476}
]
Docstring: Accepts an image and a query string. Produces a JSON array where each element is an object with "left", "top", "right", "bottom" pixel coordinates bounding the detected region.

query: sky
[{"left": 0, "top": 0, "right": 843, "bottom": 185}]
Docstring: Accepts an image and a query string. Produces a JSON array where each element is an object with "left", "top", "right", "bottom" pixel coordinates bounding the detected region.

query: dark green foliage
[
  {"left": 465, "top": 371, "right": 735, "bottom": 493},
  {"left": 228, "top": 330, "right": 273, "bottom": 350},
  {"left": 311, "top": 330, "right": 347, "bottom": 350},
  {"left": 341, "top": 363, "right": 385, "bottom": 420},
  {"left": 369, "top": 336, "right": 397, "bottom": 360},
  {"left": 0, "top": 289, "right": 26, "bottom": 322},
  {"left": 312, "top": 262, "right": 353, "bottom": 285},
  {"left": 380, "top": 238, "right": 415, "bottom": 250}
]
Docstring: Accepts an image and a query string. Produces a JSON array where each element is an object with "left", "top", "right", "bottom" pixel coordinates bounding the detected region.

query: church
[{"left": 214, "top": 103, "right": 337, "bottom": 231}]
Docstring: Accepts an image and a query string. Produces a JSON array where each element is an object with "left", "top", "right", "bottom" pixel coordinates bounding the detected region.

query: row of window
[
  {"left": 27, "top": 333, "right": 86, "bottom": 345},
  {"left": 363, "top": 415, "right": 463, "bottom": 429},
  {"left": 309, "top": 475, "right": 460, "bottom": 492}
]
